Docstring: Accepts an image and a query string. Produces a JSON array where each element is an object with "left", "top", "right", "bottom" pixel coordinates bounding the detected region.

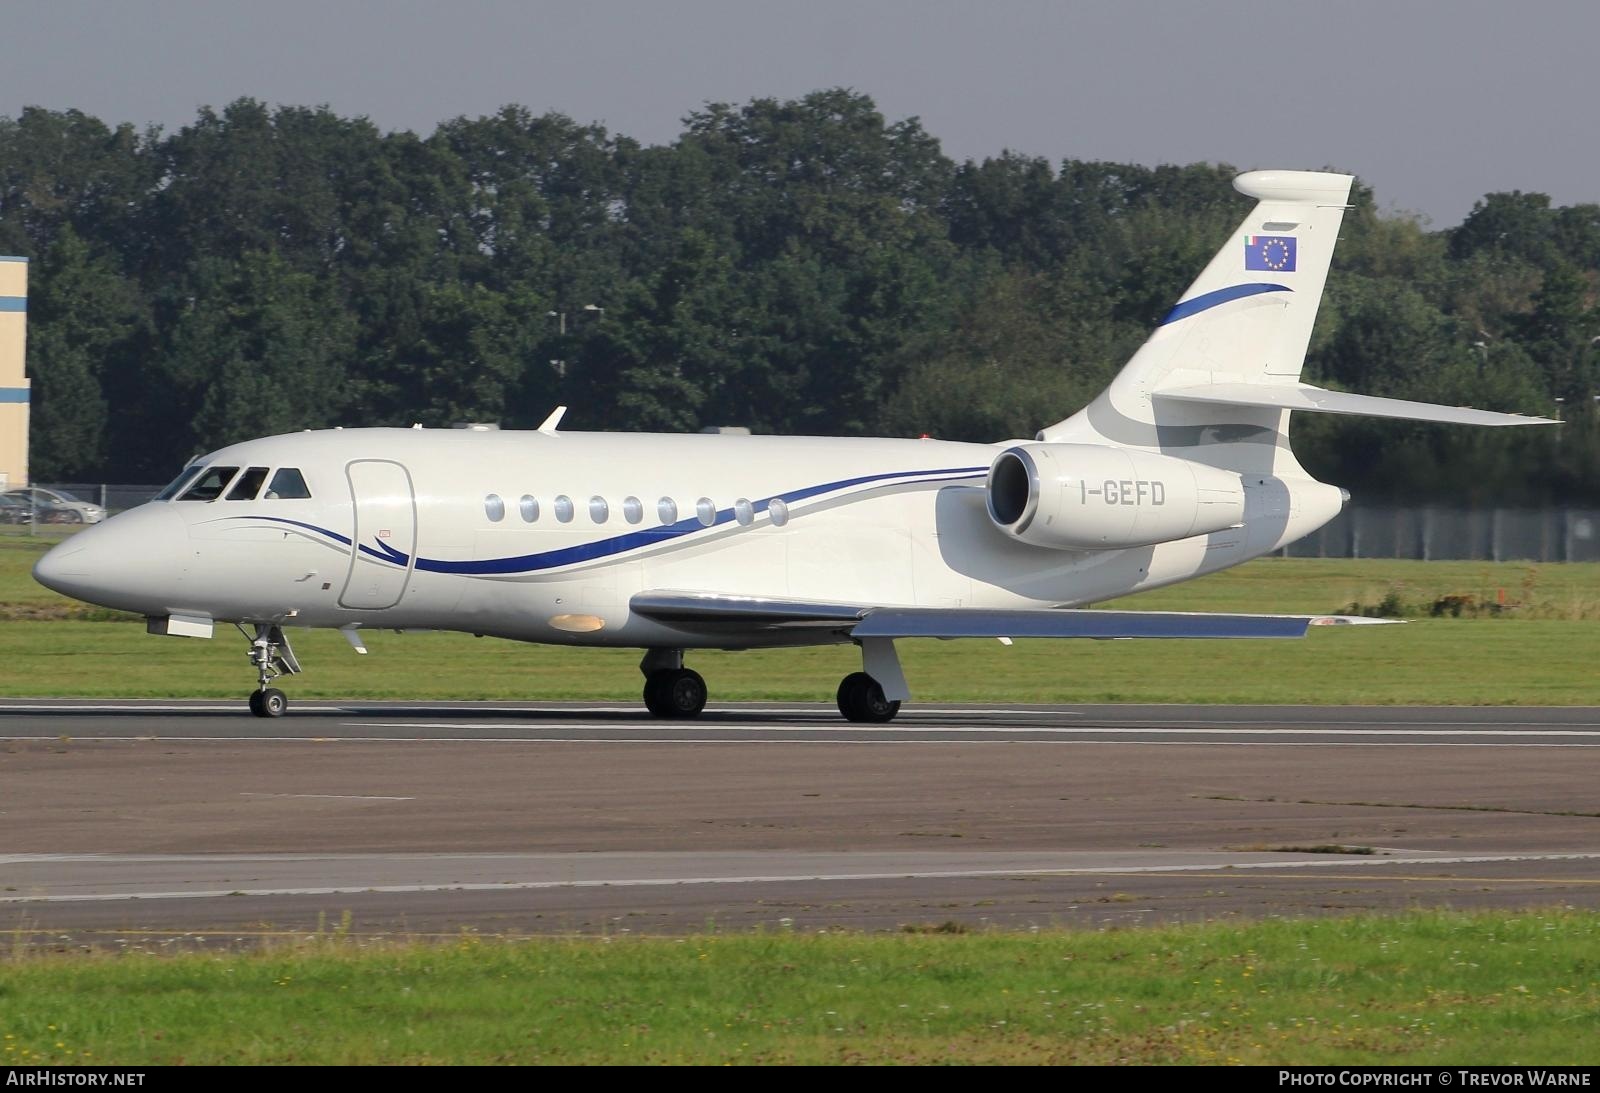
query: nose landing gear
[{"left": 240, "top": 623, "right": 301, "bottom": 718}]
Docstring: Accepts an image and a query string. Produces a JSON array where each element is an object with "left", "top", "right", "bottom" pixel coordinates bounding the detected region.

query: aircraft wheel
[
  {"left": 837, "top": 672, "right": 900, "bottom": 723},
  {"left": 643, "top": 673, "right": 670, "bottom": 717},
  {"left": 250, "top": 687, "right": 288, "bottom": 718},
  {"left": 645, "top": 668, "right": 706, "bottom": 719}
]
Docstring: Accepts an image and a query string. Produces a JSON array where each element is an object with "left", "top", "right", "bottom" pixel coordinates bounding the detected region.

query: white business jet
[{"left": 33, "top": 170, "right": 1552, "bottom": 720}]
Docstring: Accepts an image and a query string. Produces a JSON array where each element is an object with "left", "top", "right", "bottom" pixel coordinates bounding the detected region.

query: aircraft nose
[{"left": 33, "top": 505, "right": 190, "bottom": 612}]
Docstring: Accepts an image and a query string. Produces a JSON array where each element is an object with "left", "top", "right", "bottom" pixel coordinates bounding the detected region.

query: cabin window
[
  {"left": 769, "top": 497, "right": 790, "bottom": 527},
  {"left": 178, "top": 466, "right": 240, "bottom": 502},
  {"left": 554, "top": 495, "right": 575, "bottom": 523},
  {"left": 155, "top": 463, "right": 206, "bottom": 501},
  {"left": 589, "top": 496, "right": 609, "bottom": 523},
  {"left": 519, "top": 495, "right": 539, "bottom": 522},
  {"left": 265, "top": 468, "right": 312, "bottom": 499},
  {"left": 226, "top": 467, "right": 270, "bottom": 501},
  {"left": 484, "top": 494, "right": 506, "bottom": 522},
  {"left": 657, "top": 497, "right": 678, "bottom": 524},
  {"left": 622, "top": 496, "right": 643, "bottom": 524},
  {"left": 734, "top": 498, "right": 754, "bottom": 526},
  {"left": 695, "top": 497, "right": 717, "bottom": 527}
]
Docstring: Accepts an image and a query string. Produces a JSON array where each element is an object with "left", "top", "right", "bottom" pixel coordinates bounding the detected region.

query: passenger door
[{"left": 340, "top": 460, "right": 417, "bottom": 610}]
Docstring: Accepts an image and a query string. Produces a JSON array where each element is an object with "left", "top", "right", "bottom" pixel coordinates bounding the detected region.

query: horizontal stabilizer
[{"left": 1156, "top": 383, "right": 1556, "bottom": 427}]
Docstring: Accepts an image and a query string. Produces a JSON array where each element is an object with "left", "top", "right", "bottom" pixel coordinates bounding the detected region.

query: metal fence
[
  {"left": 1, "top": 482, "right": 162, "bottom": 530},
  {"left": 6, "top": 484, "right": 1600, "bottom": 561},
  {"left": 1286, "top": 506, "right": 1600, "bottom": 562}
]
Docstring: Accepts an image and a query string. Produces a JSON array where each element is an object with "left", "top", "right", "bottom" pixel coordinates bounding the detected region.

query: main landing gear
[
  {"left": 638, "top": 639, "right": 910, "bottom": 723},
  {"left": 836, "top": 672, "right": 900, "bottom": 723},
  {"left": 240, "top": 623, "right": 302, "bottom": 718},
  {"left": 640, "top": 648, "right": 707, "bottom": 718}
]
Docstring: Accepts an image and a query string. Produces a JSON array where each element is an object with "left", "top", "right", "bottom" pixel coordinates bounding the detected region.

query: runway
[{"left": 3, "top": 699, "right": 1599, "bottom": 944}]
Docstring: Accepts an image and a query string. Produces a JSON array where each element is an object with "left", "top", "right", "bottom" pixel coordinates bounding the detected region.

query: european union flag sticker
[{"left": 1245, "top": 235, "right": 1296, "bottom": 272}]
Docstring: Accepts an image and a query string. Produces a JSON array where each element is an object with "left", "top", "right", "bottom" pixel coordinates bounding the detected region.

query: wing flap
[
  {"left": 630, "top": 591, "right": 864, "bottom": 629},
  {"left": 1156, "top": 383, "right": 1556, "bottom": 427}
]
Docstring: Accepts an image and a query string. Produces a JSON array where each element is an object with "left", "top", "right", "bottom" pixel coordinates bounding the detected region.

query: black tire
[
  {"left": 642, "top": 673, "right": 670, "bottom": 717},
  {"left": 251, "top": 687, "right": 288, "bottom": 718},
  {"left": 836, "top": 672, "right": 901, "bottom": 723},
  {"left": 644, "top": 668, "right": 706, "bottom": 719}
]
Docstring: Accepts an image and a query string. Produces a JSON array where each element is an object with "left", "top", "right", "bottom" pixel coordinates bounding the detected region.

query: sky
[{"left": 2, "top": 0, "right": 1596, "bottom": 227}]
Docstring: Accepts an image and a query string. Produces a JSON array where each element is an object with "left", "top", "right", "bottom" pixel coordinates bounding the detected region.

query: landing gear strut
[
  {"left": 640, "top": 648, "right": 706, "bottom": 718},
  {"left": 240, "top": 623, "right": 301, "bottom": 718}
]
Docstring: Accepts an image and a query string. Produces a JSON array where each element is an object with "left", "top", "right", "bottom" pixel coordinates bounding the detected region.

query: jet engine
[{"left": 986, "top": 443, "right": 1246, "bottom": 550}]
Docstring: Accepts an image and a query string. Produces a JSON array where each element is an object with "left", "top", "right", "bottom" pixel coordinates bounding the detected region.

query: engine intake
[{"left": 986, "top": 443, "right": 1245, "bottom": 550}]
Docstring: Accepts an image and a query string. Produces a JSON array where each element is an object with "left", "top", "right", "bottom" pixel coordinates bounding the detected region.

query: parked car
[
  {"left": 0, "top": 487, "right": 105, "bottom": 524},
  {"left": 0, "top": 495, "right": 34, "bottom": 524}
]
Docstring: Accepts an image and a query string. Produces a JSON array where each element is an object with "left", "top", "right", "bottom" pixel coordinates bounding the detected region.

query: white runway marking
[
  {"left": 3, "top": 736, "right": 1600, "bottom": 742},
  {"left": 239, "top": 793, "right": 415, "bottom": 801},
  {"left": 5, "top": 736, "right": 1600, "bottom": 748},
  {"left": 350, "top": 721, "right": 1600, "bottom": 737},
  {"left": 5, "top": 851, "right": 1599, "bottom": 905},
  {"left": 0, "top": 703, "right": 1079, "bottom": 717}
]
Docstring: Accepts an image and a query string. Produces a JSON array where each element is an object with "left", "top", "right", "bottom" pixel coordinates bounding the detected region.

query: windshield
[
  {"left": 155, "top": 463, "right": 206, "bottom": 501},
  {"left": 178, "top": 466, "right": 240, "bottom": 502},
  {"left": 264, "top": 468, "right": 312, "bottom": 499}
]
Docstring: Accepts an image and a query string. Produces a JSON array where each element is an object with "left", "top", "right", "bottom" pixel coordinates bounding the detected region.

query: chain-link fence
[
  {"left": 1284, "top": 506, "right": 1600, "bottom": 562},
  {"left": 0, "top": 483, "right": 162, "bottom": 530}
]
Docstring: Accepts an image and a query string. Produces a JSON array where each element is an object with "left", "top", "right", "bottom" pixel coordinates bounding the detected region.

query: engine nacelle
[{"left": 986, "top": 443, "right": 1246, "bottom": 550}]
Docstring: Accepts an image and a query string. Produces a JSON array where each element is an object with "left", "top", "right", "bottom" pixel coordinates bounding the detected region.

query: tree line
[{"left": 4, "top": 90, "right": 1596, "bottom": 502}]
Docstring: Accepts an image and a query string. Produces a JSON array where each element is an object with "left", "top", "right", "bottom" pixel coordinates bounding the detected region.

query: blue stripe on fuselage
[{"left": 228, "top": 465, "right": 988, "bottom": 576}]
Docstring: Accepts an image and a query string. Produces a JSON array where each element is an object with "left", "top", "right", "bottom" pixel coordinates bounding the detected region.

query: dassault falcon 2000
[{"left": 33, "top": 170, "right": 1553, "bottom": 721}]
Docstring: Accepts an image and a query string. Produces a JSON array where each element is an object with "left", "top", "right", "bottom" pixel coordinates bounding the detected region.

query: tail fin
[{"left": 1042, "top": 170, "right": 1552, "bottom": 476}]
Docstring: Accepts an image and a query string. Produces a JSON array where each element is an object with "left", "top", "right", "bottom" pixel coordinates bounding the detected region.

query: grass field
[
  {"left": 6, "top": 534, "right": 1597, "bottom": 1066},
  {"left": 4, "top": 534, "right": 1600, "bottom": 704},
  {"left": 4, "top": 912, "right": 1597, "bottom": 1065}
]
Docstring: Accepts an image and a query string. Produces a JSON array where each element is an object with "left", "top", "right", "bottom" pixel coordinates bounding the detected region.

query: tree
[
  {"left": 140, "top": 251, "right": 355, "bottom": 473},
  {"left": 26, "top": 226, "right": 148, "bottom": 479}
]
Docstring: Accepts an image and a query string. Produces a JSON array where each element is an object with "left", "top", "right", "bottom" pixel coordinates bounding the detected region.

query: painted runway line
[{"left": 5, "top": 850, "right": 1600, "bottom": 905}]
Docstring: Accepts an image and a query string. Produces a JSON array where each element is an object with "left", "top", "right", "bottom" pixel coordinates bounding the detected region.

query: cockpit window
[
  {"left": 226, "top": 467, "right": 270, "bottom": 501},
  {"left": 155, "top": 463, "right": 206, "bottom": 501},
  {"left": 178, "top": 466, "right": 240, "bottom": 501},
  {"left": 264, "top": 468, "right": 312, "bottom": 499}
]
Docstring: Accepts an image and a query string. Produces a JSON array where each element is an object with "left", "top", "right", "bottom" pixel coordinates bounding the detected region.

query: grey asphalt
[{"left": 3, "top": 699, "right": 1598, "bottom": 945}]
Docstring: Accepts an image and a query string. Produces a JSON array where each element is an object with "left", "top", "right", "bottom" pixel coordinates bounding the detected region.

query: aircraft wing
[
  {"left": 629, "top": 591, "right": 1388, "bottom": 640},
  {"left": 629, "top": 591, "right": 864, "bottom": 630}
]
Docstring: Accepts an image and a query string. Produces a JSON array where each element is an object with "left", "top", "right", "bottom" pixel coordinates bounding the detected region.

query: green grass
[
  {"left": 5, "top": 533, "right": 1600, "bottom": 704},
  {"left": 4, "top": 912, "right": 1597, "bottom": 1064},
  {"left": 2, "top": 616, "right": 1597, "bottom": 704}
]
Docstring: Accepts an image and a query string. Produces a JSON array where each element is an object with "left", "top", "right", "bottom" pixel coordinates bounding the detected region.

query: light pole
[
  {"left": 546, "top": 304, "right": 606, "bottom": 335},
  {"left": 545, "top": 304, "right": 605, "bottom": 380}
]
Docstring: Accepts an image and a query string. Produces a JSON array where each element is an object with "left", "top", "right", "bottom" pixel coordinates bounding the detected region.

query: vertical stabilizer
[
  {"left": 1043, "top": 170, "right": 1353, "bottom": 475},
  {"left": 0, "top": 257, "right": 27, "bottom": 489}
]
